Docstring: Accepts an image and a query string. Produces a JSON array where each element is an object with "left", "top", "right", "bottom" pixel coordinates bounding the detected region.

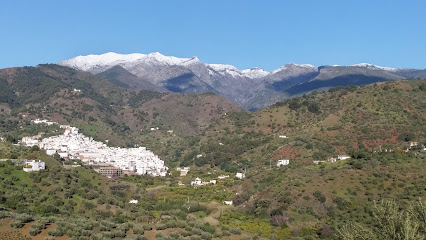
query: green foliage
[{"left": 338, "top": 199, "right": 426, "bottom": 240}]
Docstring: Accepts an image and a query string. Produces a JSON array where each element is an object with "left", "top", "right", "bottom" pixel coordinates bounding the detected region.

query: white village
[{"left": 21, "top": 119, "right": 168, "bottom": 177}]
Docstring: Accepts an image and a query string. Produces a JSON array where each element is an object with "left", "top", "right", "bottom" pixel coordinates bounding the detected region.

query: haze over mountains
[{"left": 59, "top": 52, "right": 426, "bottom": 110}]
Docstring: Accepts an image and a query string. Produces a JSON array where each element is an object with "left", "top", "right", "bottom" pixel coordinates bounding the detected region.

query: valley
[{"left": 0, "top": 64, "right": 425, "bottom": 240}]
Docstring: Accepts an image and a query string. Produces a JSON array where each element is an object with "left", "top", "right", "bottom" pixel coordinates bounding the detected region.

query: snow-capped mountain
[
  {"left": 59, "top": 52, "right": 421, "bottom": 110},
  {"left": 351, "top": 63, "right": 398, "bottom": 72}
]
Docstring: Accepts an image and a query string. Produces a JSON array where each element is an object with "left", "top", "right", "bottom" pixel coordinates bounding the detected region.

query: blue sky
[{"left": 1, "top": 0, "right": 425, "bottom": 71}]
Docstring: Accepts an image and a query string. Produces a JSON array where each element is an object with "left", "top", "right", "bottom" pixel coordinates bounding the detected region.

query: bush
[
  {"left": 200, "top": 232, "right": 212, "bottom": 240},
  {"left": 48, "top": 228, "right": 64, "bottom": 237},
  {"left": 170, "top": 231, "right": 180, "bottom": 239},
  {"left": 230, "top": 227, "right": 242, "bottom": 235},
  {"left": 142, "top": 224, "right": 152, "bottom": 230},
  {"left": 338, "top": 199, "right": 426, "bottom": 240},
  {"left": 133, "top": 226, "right": 145, "bottom": 235},
  {"left": 156, "top": 224, "right": 167, "bottom": 230},
  {"left": 10, "top": 220, "right": 24, "bottom": 228},
  {"left": 29, "top": 227, "right": 42, "bottom": 236}
]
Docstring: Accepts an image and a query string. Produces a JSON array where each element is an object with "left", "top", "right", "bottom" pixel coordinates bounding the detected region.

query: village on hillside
[{"left": 20, "top": 119, "right": 168, "bottom": 177}]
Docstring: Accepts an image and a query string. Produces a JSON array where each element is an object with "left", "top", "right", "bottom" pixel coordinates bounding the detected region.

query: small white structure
[
  {"left": 31, "top": 119, "right": 56, "bottom": 126},
  {"left": 167, "top": 130, "right": 174, "bottom": 134},
  {"left": 129, "top": 199, "right": 138, "bottom": 204},
  {"left": 219, "top": 143, "right": 224, "bottom": 146},
  {"left": 279, "top": 135, "right": 288, "bottom": 139},
  {"left": 150, "top": 127, "right": 159, "bottom": 131},
  {"left": 23, "top": 160, "right": 45, "bottom": 172},
  {"left": 338, "top": 155, "right": 351, "bottom": 160},
  {"left": 21, "top": 136, "right": 41, "bottom": 147},
  {"left": 277, "top": 159, "right": 289, "bottom": 167},
  {"left": 196, "top": 154, "right": 203, "bottom": 158},
  {"left": 73, "top": 88, "right": 82, "bottom": 93},
  {"left": 236, "top": 172, "right": 245, "bottom": 179},
  {"left": 176, "top": 167, "right": 190, "bottom": 176},
  {"left": 218, "top": 175, "right": 229, "bottom": 179},
  {"left": 209, "top": 180, "right": 217, "bottom": 185},
  {"left": 328, "top": 158, "right": 337, "bottom": 163},
  {"left": 191, "top": 177, "right": 202, "bottom": 186},
  {"left": 224, "top": 200, "right": 233, "bottom": 205}
]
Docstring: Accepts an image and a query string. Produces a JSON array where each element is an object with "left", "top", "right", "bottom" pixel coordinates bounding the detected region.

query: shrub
[
  {"left": 29, "top": 227, "right": 42, "bottom": 236},
  {"left": 338, "top": 199, "right": 426, "bottom": 240},
  {"left": 133, "top": 226, "right": 145, "bottom": 235},
  {"left": 17, "top": 213, "right": 33, "bottom": 222},
  {"left": 156, "top": 224, "right": 167, "bottom": 230},
  {"left": 114, "top": 230, "right": 126, "bottom": 238},
  {"left": 10, "top": 220, "right": 24, "bottom": 228},
  {"left": 230, "top": 227, "right": 242, "bottom": 235},
  {"left": 170, "top": 231, "right": 180, "bottom": 239},
  {"left": 142, "top": 224, "right": 152, "bottom": 230},
  {"left": 48, "top": 228, "right": 64, "bottom": 237},
  {"left": 200, "top": 232, "right": 212, "bottom": 240}
]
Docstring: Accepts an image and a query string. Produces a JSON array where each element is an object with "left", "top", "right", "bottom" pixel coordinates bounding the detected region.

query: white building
[
  {"left": 277, "top": 159, "right": 289, "bottom": 167},
  {"left": 191, "top": 177, "right": 202, "bottom": 186},
  {"left": 279, "top": 135, "right": 288, "bottom": 139},
  {"left": 224, "top": 200, "right": 233, "bottom": 205},
  {"left": 23, "top": 160, "right": 45, "bottom": 172},
  {"left": 176, "top": 167, "right": 190, "bottom": 176},
  {"left": 338, "top": 155, "right": 351, "bottom": 160},
  {"left": 21, "top": 136, "right": 41, "bottom": 147},
  {"left": 129, "top": 200, "right": 138, "bottom": 204},
  {"left": 218, "top": 175, "right": 229, "bottom": 179},
  {"left": 236, "top": 172, "right": 245, "bottom": 179}
]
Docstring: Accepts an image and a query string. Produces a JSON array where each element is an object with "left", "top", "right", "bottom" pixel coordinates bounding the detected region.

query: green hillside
[{"left": 0, "top": 65, "right": 425, "bottom": 240}]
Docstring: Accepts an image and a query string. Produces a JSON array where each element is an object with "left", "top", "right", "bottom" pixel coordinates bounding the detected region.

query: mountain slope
[
  {"left": 59, "top": 52, "right": 426, "bottom": 110},
  {"left": 96, "top": 65, "right": 163, "bottom": 91},
  {"left": 0, "top": 64, "right": 244, "bottom": 148}
]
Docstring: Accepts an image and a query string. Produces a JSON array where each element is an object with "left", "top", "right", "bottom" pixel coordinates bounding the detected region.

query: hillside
[
  {"left": 0, "top": 64, "right": 244, "bottom": 149},
  {"left": 0, "top": 75, "right": 425, "bottom": 239}
]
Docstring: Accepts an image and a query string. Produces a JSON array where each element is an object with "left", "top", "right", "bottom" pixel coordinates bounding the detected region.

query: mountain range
[{"left": 59, "top": 52, "right": 426, "bottom": 110}]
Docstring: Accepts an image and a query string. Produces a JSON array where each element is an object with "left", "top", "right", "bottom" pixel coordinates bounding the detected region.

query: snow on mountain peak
[
  {"left": 241, "top": 68, "right": 269, "bottom": 79},
  {"left": 351, "top": 63, "right": 397, "bottom": 72},
  {"left": 271, "top": 63, "right": 318, "bottom": 74},
  {"left": 59, "top": 52, "right": 200, "bottom": 72}
]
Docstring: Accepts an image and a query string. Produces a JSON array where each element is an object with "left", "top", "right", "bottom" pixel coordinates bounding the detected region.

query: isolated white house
[
  {"left": 224, "top": 200, "right": 233, "bottom": 205},
  {"left": 176, "top": 167, "right": 190, "bottom": 176},
  {"left": 23, "top": 160, "right": 45, "bottom": 172},
  {"left": 129, "top": 200, "right": 138, "bottom": 204},
  {"left": 338, "top": 155, "right": 351, "bottom": 160},
  {"left": 279, "top": 135, "right": 288, "bottom": 139},
  {"left": 277, "top": 159, "right": 290, "bottom": 167},
  {"left": 236, "top": 172, "right": 245, "bottom": 179},
  {"left": 191, "top": 177, "right": 202, "bottom": 186}
]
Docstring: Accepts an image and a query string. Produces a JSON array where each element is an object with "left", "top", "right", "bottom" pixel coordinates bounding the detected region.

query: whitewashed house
[
  {"left": 236, "top": 172, "right": 245, "bottom": 179},
  {"left": 23, "top": 160, "right": 45, "bottom": 172},
  {"left": 191, "top": 177, "right": 202, "bottom": 186},
  {"left": 224, "top": 200, "right": 233, "bottom": 205},
  {"left": 279, "top": 135, "right": 288, "bottom": 139},
  {"left": 176, "top": 167, "right": 190, "bottom": 176},
  {"left": 277, "top": 159, "right": 289, "bottom": 167},
  {"left": 338, "top": 155, "right": 351, "bottom": 160},
  {"left": 129, "top": 200, "right": 138, "bottom": 204}
]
